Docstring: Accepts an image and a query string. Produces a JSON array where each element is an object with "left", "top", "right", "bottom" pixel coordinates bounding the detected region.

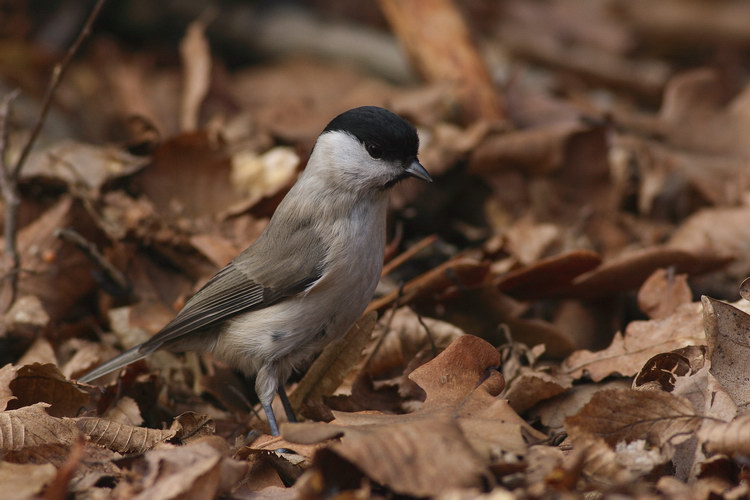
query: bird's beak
[{"left": 405, "top": 160, "right": 433, "bottom": 182}]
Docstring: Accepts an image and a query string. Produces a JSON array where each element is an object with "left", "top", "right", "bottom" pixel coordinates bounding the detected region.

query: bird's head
[{"left": 308, "top": 106, "right": 432, "bottom": 192}]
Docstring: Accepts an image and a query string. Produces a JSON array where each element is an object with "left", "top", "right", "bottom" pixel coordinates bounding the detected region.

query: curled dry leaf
[
  {"left": 289, "top": 312, "right": 377, "bottom": 411},
  {"left": 565, "top": 389, "right": 701, "bottom": 448},
  {"left": 103, "top": 396, "right": 143, "bottom": 426},
  {"left": 0, "top": 403, "right": 79, "bottom": 451},
  {"left": 561, "top": 302, "right": 704, "bottom": 381},
  {"left": 702, "top": 296, "right": 750, "bottom": 412},
  {"left": 633, "top": 352, "right": 693, "bottom": 392},
  {"left": 6, "top": 363, "right": 90, "bottom": 418},
  {"left": 75, "top": 417, "right": 177, "bottom": 454},
  {"left": 637, "top": 268, "right": 692, "bottom": 320},
  {"left": 699, "top": 415, "right": 750, "bottom": 456}
]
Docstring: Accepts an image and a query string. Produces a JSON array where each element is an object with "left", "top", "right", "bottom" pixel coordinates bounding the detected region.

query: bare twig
[
  {"left": 382, "top": 234, "right": 437, "bottom": 276},
  {"left": 55, "top": 227, "right": 134, "bottom": 300},
  {"left": 0, "top": 0, "right": 107, "bottom": 310},
  {"left": 11, "top": 0, "right": 107, "bottom": 177}
]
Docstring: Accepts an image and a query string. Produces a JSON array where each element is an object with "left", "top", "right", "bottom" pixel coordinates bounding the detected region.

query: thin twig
[
  {"left": 381, "top": 234, "right": 437, "bottom": 276},
  {"left": 0, "top": 90, "right": 21, "bottom": 306},
  {"left": 11, "top": 0, "right": 107, "bottom": 178},
  {"left": 0, "top": 0, "right": 107, "bottom": 310}
]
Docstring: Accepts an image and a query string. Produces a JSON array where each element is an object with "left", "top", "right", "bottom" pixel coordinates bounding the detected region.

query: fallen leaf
[
  {"left": 701, "top": 296, "right": 750, "bottom": 412},
  {"left": 637, "top": 268, "right": 692, "bottom": 319},
  {"left": 561, "top": 302, "right": 705, "bottom": 381},
  {"left": 75, "top": 417, "right": 177, "bottom": 454},
  {"left": 0, "top": 403, "right": 79, "bottom": 451},
  {"left": 633, "top": 352, "right": 693, "bottom": 392},
  {"left": 6, "top": 363, "right": 90, "bottom": 418},
  {"left": 0, "top": 365, "right": 17, "bottom": 411},
  {"left": 503, "top": 367, "right": 572, "bottom": 414},
  {"left": 565, "top": 389, "right": 701, "bottom": 448},
  {"left": 102, "top": 396, "right": 143, "bottom": 426}
]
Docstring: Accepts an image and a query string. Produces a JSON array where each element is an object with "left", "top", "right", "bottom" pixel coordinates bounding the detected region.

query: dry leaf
[
  {"left": 565, "top": 389, "right": 701, "bottom": 448},
  {"left": 0, "top": 365, "right": 17, "bottom": 411},
  {"left": 637, "top": 268, "right": 692, "bottom": 319},
  {"left": 702, "top": 296, "right": 750, "bottom": 412},
  {"left": 6, "top": 363, "right": 90, "bottom": 418},
  {"left": 531, "top": 380, "right": 632, "bottom": 431},
  {"left": 75, "top": 417, "right": 177, "bottom": 454},
  {"left": 0, "top": 403, "right": 79, "bottom": 451},
  {"left": 103, "top": 396, "right": 143, "bottom": 426},
  {"left": 289, "top": 312, "right": 376, "bottom": 410},
  {"left": 503, "top": 368, "right": 572, "bottom": 414},
  {"left": 561, "top": 302, "right": 705, "bottom": 381}
]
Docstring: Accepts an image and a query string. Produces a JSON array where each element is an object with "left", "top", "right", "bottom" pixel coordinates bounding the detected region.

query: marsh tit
[{"left": 80, "top": 106, "right": 432, "bottom": 436}]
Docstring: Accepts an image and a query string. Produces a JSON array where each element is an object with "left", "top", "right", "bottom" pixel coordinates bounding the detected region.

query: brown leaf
[
  {"left": 75, "top": 417, "right": 177, "bottom": 454},
  {"left": 504, "top": 368, "right": 572, "bottom": 414},
  {"left": 0, "top": 403, "right": 79, "bottom": 451},
  {"left": 494, "top": 249, "right": 602, "bottom": 300},
  {"left": 531, "top": 380, "right": 632, "bottom": 431},
  {"left": 565, "top": 389, "right": 701, "bottom": 448},
  {"left": 289, "top": 312, "right": 377, "bottom": 411},
  {"left": 638, "top": 268, "right": 692, "bottom": 319},
  {"left": 557, "top": 247, "right": 728, "bottom": 300},
  {"left": 0, "top": 462, "right": 57, "bottom": 499},
  {"left": 7, "top": 363, "right": 90, "bottom": 418},
  {"left": 701, "top": 296, "right": 750, "bottom": 412},
  {"left": 561, "top": 302, "right": 705, "bottom": 381},
  {"left": 633, "top": 352, "right": 693, "bottom": 392},
  {"left": 171, "top": 412, "right": 215, "bottom": 443},
  {"left": 102, "top": 396, "right": 143, "bottom": 426}
]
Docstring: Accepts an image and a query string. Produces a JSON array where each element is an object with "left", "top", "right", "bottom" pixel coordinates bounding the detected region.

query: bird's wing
[{"left": 140, "top": 225, "right": 327, "bottom": 353}]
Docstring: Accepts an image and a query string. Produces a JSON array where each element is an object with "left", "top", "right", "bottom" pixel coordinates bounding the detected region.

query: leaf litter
[{"left": 5, "top": 1, "right": 750, "bottom": 499}]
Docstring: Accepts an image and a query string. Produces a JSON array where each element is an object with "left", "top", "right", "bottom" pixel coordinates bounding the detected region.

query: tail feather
[{"left": 78, "top": 345, "right": 149, "bottom": 383}]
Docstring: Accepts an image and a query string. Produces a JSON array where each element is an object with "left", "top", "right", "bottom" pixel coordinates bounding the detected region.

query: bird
[{"left": 79, "top": 106, "right": 432, "bottom": 436}]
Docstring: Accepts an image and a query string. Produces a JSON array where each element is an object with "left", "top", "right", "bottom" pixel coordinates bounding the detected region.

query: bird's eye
[{"left": 366, "top": 143, "right": 383, "bottom": 159}]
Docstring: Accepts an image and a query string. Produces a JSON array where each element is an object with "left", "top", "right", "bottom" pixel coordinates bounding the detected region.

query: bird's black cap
[{"left": 323, "top": 106, "right": 419, "bottom": 163}]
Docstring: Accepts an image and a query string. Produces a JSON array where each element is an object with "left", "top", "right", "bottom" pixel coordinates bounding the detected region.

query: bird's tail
[{"left": 78, "top": 345, "right": 149, "bottom": 383}]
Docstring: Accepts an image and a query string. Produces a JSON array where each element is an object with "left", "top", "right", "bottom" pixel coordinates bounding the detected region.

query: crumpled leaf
[
  {"left": 0, "top": 403, "right": 80, "bottom": 451},
  {"left": 0, "top": 365, "right": 17, "bottom": 411},
  {"left": 6, "top": 363, "right": 90, "bottom": 418},
  {"left": 561, "top": 302, "right": 705, "bottom": 381},
  {"left": 283, "top": 336, "right": 544, "bottom": 497},
  {"left": 701, "top": 296, "right": 750, "bottom": 413},
  {"left": 565, "top": 389, "right": 701, "bottom": 448},
  {"left": 503, "top": 367, "right": 572, "bottom": 414}
]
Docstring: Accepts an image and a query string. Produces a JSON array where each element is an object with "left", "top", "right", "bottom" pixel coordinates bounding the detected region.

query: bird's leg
[
  {"left": 262, "top": 401, "right": 281, "bottom": 436},
  {"left": 277, "top": 385, "right": 297, "bottom": 423}
]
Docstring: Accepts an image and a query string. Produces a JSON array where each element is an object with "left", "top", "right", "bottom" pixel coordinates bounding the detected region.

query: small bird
[{"left": 79, "top": 106, "right": 431, "bottom": 435}]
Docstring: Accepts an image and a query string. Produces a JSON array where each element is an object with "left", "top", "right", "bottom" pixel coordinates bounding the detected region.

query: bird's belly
[{"left": 211, "top": 259, "right": 380, "bottom": 377}]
